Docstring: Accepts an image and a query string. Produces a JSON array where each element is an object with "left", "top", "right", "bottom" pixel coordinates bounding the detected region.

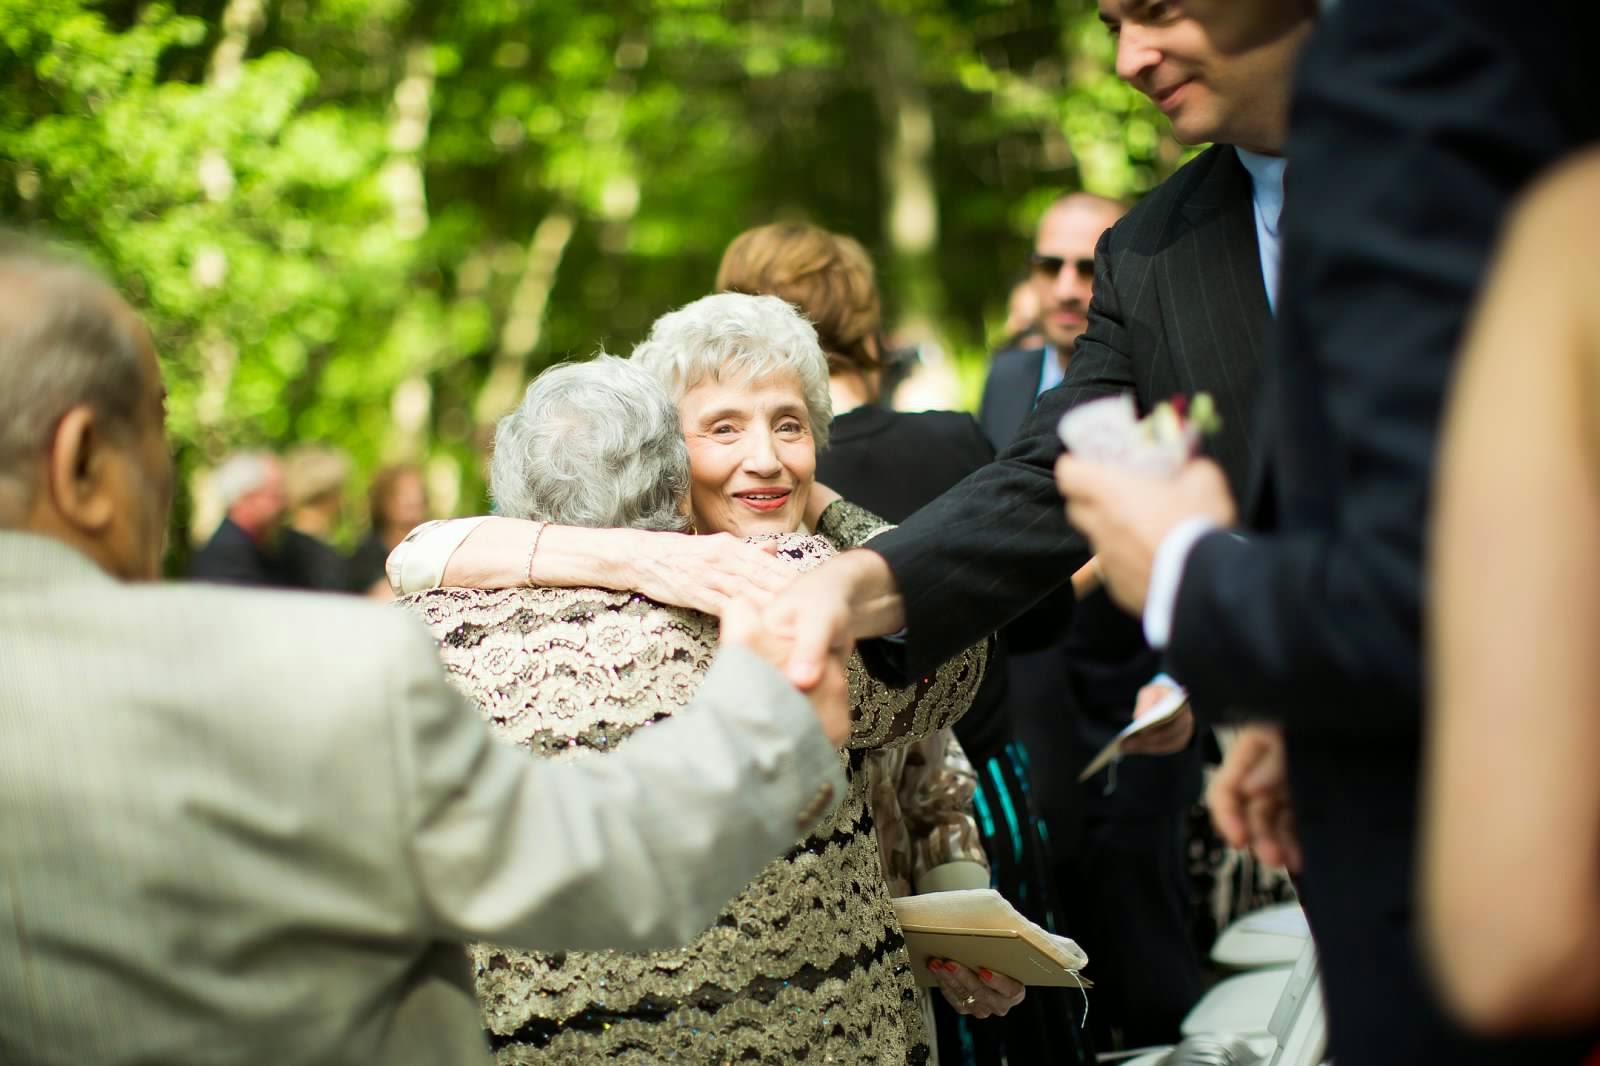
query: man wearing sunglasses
[{"left": 979, "top": 194, "right": 1124, "bottom": 453}]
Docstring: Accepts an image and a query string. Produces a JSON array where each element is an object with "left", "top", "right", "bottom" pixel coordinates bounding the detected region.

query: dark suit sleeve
[
  {"left": 1165, "top": 1, "right": 1593, "bottom": 733},
  {"left": 867, "top": 226, "right": 1139, "bottom": 679}
]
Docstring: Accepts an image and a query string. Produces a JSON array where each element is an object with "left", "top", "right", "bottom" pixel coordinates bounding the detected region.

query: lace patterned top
[{"left": 397, "top": 502, "right": 987, "bottom": 1065}]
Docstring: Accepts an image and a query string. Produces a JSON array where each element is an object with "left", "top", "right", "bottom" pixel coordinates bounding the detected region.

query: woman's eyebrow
[{"left": 694, "top": 405, "right": 748, "bottom": 426}]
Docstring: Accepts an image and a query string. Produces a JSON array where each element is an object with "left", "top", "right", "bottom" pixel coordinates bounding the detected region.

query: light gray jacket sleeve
[{"left": 390, "top": 624, "right": 844, "bottom": 952}]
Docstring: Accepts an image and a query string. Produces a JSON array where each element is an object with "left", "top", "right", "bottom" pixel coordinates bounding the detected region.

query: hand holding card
[{"left": 1077, "top": 685, "right": 1191, "bottom": 781}]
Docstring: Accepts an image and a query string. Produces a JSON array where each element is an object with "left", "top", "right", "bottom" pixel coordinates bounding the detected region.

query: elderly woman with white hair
[{"left": 392, "top": 293, "right": 1004, "bottom": 1065}]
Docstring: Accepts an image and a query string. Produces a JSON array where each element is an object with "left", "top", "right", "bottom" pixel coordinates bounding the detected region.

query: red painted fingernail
[
  {"left": 979, "top": 969, "right": 994, "bottom": 982},
  {"left": 926, "top": 959, "right": 941, "bottom": 972}
]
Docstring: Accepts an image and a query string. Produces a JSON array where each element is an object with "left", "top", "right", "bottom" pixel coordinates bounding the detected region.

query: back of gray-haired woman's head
[
  {"left": 630, "top": 291, "right": 833, "bottom": 449},
  {"left": 0, "top": 232, "right": 143, "bottom": 522},
  {"left": 490, "top": 354, "right": 690, "bottom": 532}
]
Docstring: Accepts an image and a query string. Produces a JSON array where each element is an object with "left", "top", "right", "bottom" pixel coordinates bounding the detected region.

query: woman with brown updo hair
[
  {"left": 718, "top": 222, "right": 1094, "bottom": 1066},
  {"left": 348, "top": 463, "right": 428, "bottom": 598}
]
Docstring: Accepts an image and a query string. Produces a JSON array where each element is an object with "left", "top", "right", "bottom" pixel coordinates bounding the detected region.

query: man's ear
[{"left": 46, "top": 405, "right": 118, "bottom": 534}]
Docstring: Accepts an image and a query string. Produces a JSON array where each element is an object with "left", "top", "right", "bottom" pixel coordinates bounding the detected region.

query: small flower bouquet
[{"left": 1056, "top": 392, "right": 1221, "bottom": 477}]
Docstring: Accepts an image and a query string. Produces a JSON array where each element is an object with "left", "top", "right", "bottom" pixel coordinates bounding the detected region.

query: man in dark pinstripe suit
[
  {"left": 766, "top": 0, "right": 1315, "bottom": 1049},
  {"left": 1054, "top": 2, "right": 1600, "bottom": 1063}
]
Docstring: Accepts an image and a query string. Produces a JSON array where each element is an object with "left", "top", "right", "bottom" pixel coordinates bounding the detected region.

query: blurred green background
[{"left": 0, "top": 0, "right": 1183, "bottom": 568}]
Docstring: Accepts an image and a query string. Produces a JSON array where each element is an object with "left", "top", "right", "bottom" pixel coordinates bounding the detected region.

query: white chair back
[{"left": 1264, "top": 939, "right": 1326, "bottom": 1066}]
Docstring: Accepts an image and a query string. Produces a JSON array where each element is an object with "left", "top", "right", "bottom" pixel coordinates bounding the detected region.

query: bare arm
[
  {"left": 388, "top": 517, "right": 796, "bottom": 616},
  {"left": 1424, "top": 153, "right": 1600, "bottom": 1033}
]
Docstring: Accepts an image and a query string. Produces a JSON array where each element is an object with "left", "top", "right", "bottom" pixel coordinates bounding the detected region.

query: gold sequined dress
[{"left": 397, "top": 502, "right": 986, "bottom": 1065}]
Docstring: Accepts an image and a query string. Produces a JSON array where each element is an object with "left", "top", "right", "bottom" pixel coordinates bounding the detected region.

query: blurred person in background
[
  {"left": 980, "top": 194, "right": 1124, "bottom": 453},
  {"left": 388, "top": 294, "right": 1002, "bottom": 1064},
  {"left": 282, "top": 444, "right": 354, "bottom": 592},
  {"left": 717, "top": 220, "right": 1093, "bottom": 1066},
  {"left": 348, "top": 463, "right": 427, "bottom": 597},
  {"left": 1426, "top": 150, "right": 1600, "bottom": 1044},
  {"left": 978, "top": 188, "right": 1232, "bottom": 1051},
  {"left": 188, "top": 450, "right": 302, "bottom": 588}
]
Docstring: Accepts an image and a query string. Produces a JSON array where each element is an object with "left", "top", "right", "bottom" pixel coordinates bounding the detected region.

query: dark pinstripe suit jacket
[{"left": 867, "top": 144, "right": 1269, "bottom": 680}]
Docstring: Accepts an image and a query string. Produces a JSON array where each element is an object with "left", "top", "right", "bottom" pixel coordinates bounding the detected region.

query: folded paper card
[
  {"left": 892, "top": 889, "right": 1090, "bottom": 989},
  {"left": 1077, "top": 685, "right": 1190, "bottom": 782}
]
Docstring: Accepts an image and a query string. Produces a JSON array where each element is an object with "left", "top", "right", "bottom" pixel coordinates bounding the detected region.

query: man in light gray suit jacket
[{"left": 0, "top": 235, "right": 851, "bottom": 1065}]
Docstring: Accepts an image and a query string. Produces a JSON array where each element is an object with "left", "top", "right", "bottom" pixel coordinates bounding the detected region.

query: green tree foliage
[{"left": 0, "top": 0, "right": 1181, "bottom": 570}]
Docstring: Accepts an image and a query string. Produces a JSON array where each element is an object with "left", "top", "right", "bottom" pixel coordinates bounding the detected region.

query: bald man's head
[
  {"left": 0, "top": 233, "right": 172, "bottom": 579},
  {"left": 1030, "top": 194, "right": 1127, "bottom": 351}
]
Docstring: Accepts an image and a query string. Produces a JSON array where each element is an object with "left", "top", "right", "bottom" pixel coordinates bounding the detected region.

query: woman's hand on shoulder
[{"left": 630, "top": 531, "right": 797, "bottom": 616}]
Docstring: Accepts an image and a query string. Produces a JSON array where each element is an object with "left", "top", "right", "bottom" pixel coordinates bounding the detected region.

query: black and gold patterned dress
[{"left": 398, "top": 502, "right": 986, "bottom": 1064}]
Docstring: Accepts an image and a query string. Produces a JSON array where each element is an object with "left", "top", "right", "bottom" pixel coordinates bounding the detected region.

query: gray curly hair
[
  {"left": 630, "top": 291, "right": 833, "bottom": 449},
  {"left": 489, "top": 354, "right": 690, "bottom": 532}
]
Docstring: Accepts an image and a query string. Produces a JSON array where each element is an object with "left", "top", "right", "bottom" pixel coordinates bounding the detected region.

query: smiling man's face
[{"left": 1098, "top": 0, "right": 1313, "bottom": 154}]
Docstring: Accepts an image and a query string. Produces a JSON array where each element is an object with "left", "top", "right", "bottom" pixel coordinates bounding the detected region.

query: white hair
[
  {"left": 490, "top": 354, "right": 690, "bottom": 532},
  {"left": 211, "top": 451, "right": 276, "bottom": 510},
  {"left": 630, "top": 292, "right": 833, "bottom": 449}
]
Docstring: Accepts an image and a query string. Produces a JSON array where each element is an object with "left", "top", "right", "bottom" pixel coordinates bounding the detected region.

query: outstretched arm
[
  {"left": 398, "top": 612, "right": 849, "bottom": 954},
  {"left": 387, "top": 517, "right": 795, "bottom": 617},
  {"left": 766, "top": 233, "right": 1138, "bottom": 689}
]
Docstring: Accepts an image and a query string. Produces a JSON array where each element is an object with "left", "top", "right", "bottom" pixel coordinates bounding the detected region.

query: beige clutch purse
[{"left": 893, "top": 889, "right": 1090, "bottom": 989}]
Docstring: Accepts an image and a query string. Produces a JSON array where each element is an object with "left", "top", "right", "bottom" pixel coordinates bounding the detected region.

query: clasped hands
[{"left": 720, "top": 597, "right": 853, "bottom": 748}]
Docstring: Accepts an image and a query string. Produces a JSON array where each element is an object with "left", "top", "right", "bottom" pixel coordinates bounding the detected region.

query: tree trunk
[
  {"left": 868, "top": 9, "right": 941, "bottom": 322},
  {"left": 379, "top": 40, "right": 440, "bottom": 469},
  {"left": 866, "top": 8, "right": 957, "bottom": 409},
  {"left": 472, "top": 207, "right": 577, "bottom": 430}
]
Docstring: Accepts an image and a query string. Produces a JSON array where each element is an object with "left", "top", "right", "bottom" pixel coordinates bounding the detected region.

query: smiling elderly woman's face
[{"left": 678, "top": 367, "right": 816, "bottom": 538}]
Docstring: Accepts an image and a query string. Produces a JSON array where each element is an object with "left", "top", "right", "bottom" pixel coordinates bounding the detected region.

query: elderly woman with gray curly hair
[{"left": 393, "top": 292, "right": 1010, "bottom": 1065}]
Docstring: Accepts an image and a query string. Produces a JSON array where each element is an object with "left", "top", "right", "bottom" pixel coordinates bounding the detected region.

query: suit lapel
[
  {"left": 1004, "top": 350, "right": 1046, "bottom": 447},
  {"left": 984, "top": 348, "right": 1046, "bottom": 450},
  {"left": 1152, "top": 145, "right": 1271, "bottom": 494}
]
